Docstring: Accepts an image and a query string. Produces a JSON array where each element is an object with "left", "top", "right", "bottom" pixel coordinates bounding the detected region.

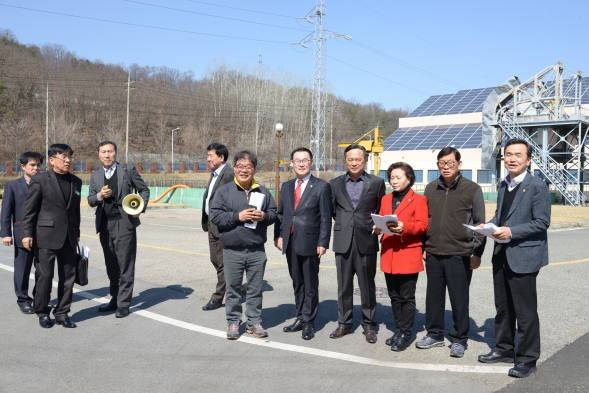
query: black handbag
[{"left": 75, "top": 245, "right": 89, "bottom": 286}]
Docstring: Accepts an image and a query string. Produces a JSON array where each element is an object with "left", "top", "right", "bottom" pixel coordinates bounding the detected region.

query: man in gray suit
[
  {"left": 201, "top": 143, "right": 234, "bottom": 311},
  {"left": 478, "top": 138, "right": 551, "bottom": 378},
  {"left": 329, "top": 144, "right": 385, "bottom": 343},
  {"left": 88, "top": 141, "right": 149, "bottom": 318}
]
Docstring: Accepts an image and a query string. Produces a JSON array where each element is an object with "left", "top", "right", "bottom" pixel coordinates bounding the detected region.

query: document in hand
[
  {"left": 244, "top": 192, "right": 265, "bottom": 229},
  {"left": 462, "top": 223, "right": 510, "bottom": 243},
  {"left": 371, "top": 213, "right": 399, "bottom": 235}
]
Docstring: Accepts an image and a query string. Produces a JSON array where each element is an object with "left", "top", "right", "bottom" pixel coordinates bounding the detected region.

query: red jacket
[{"left": 379, "top": 189, "right": 428, "bottom": 274}]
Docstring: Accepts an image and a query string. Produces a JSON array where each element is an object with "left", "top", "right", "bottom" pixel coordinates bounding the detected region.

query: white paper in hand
[
  {"left": 463, "top": 223, "right": 510, "bottom": 243},
  {"left": 371, "top": 214, "right": 399, "bottom": 235},
  {"left": 244, "top": 192, "right": 265, "bottom": 229}
]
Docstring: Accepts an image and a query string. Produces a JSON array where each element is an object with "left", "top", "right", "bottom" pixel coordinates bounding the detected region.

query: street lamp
[
  {"left": 171, "top": 127, "right": 180, "bottom": 172},
  {"left": 275, "top": 123, "right": 284, "bottom": 205}
]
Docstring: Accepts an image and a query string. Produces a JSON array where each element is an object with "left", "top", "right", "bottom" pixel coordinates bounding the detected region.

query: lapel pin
[
  {"left": 310, "top": 185, "right": 314, "bottom": 188},
  {"left": 523, "top": 189, "right": 526, "bottom": 192}
]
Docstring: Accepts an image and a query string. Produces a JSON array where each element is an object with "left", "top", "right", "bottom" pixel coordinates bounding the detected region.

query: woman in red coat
[{"left": 374, "top": 162, "right": 428, "bottom": 352}]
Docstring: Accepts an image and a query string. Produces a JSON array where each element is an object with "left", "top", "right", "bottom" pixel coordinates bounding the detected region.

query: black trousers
[
  {"left": 208, "top": 231, "right": 226, "bottom": 303},
  {"left": 13, "top": 246, "right": 35, "bottom": 307},
  {"left": 34, "top": 239, "right": 77, "bottom": 320},
  {"left": 335, "top": 237, "right": 377, "bottom": 330},
  {"left": 99, "top": 219, "right": 137, "bottom": 308},
  {"left": 384, "top": 273, "right": 419, "bottom": 336},
  {"left": 424, "top": 253, "right": 472, "bottom": 345},
  {"left": 286, "top": 241, "right": 320, "bottom": 326},
  {"left": 492, "top": 249, "right": 540, "bottom": 365}
]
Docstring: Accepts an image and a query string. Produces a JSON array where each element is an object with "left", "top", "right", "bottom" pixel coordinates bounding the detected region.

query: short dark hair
[
  {"left": 505, "top": 138, "right": 532, "bottom": 158},
  {"left": 20, "top": 151, "right": 43, "bottom": 166},
  {"left": 437, "top": 146, "right": 461, "bottom": 162},
  {"left": 386, "top": 162, "right": 416, "bottom": 188},
  {"left": 290, "top": 147, "right": 313, "bottom": 160},
  {"left": 233, "top": 150, "right": 257, "bottom": 168},
  {"left": 344, "top": 144, "right": 369, "bottom": 161},
  {"left": 207, "top": 143, "right": 228, "bottom": 163},
  {"left": 48, "top": 143, "right": 74, "bottom": 157},
  {"left": 98, "top": 141, "right": 117, "bottom": 152}
]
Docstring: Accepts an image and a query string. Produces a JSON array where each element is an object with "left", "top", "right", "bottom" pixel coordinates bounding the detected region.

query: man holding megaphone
[{"left": 88, "top": 141, "right": 150, "bottom": 318}]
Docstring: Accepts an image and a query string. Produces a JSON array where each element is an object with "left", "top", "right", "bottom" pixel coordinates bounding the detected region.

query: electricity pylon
[{"left": 293, "top": 0, "right": 351, "bottom": 170}]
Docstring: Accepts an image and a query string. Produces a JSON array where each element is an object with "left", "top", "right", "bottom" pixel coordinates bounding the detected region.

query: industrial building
[{"left": 378, "top": 63, "right": 589, "bottom": 205}]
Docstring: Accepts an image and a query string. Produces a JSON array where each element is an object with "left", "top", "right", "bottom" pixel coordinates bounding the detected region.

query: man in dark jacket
[
  {"left": 21, "top": 144, "right": 82, "bottom": 329},
  {"left": 1, "top": 152, "right": 43, "bottom": 314},
  {"left": 417, "top": 146, "right": 486, "bottom": 357},
  {"left": 274, "top": 147, "right": 332, "bottom": 340},
  {"left": 201, "top": 143, "right": 234, "bottom": 311},
  {"left": 210, "top": 151, "right": 276, "bottom": 340},
  {"left": 329, "top": 144, "right": 385, "bottom": 343}
]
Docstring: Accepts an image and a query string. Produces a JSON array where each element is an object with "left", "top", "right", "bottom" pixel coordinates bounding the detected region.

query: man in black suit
[
  {"left": 1, "top": 152, "right": 43, "bottom": 314},
  {"left": 478, "top": 139, "right": 551, "bottom": 378},
  {"left": 201, "top": 143, "right": 234, "bottom": 311},
  {"left": 329, "top": 144, "right": 385, "bottom": 343},
  {"left": 275, "top": 147, "right": 332, "bottom": 340},
  {"left": 21, "top": 144, "right": 81, "bottom": 329},
  {"left": 88, "top": 141, "right": 150, "bottom": 318}
]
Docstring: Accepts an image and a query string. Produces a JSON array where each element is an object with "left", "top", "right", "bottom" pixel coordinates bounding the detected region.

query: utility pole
[
  {"left": 45, "top": 83, "right": 51, "bottom": 165},
  {"left": 293, "top": 0, "right": 350, "bottom": 172},
  {"left": 125, "top": 71, "right": 135, "bottom": 164},
  {"left": 255, "top": 49, "right": 263, "bottom": 154}
]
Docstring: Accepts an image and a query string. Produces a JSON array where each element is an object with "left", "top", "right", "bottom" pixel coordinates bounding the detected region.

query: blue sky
[{"left": 1, "top": 0, "right": 587, "bottom": 111}]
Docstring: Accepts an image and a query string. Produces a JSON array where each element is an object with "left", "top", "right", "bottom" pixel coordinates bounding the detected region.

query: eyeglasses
[
  {"left": 52, "top": 155, "right": 73, "bottom": 162},
  {"left": 437, "top": 160, "right": 457, "bottom": 168},
  {"left": 292, "top": 159, "right": 311, "bottom": 165},
  {"left": 235, "top": 165, "right": 255, "bottom": 172}
]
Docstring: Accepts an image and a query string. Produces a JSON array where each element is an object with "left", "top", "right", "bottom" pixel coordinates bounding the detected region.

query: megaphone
[{"left": 122, "top": 194, "right": 145, "bottom": 215}]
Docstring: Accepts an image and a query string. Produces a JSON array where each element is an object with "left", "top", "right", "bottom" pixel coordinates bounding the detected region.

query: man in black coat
[
  {"left": 329, "top": 144, "right": 385, "bottom": 343},
  {"left": 275, "top": 147, "right": 332, "bottom": 340},
  {"left": 21, "top": 144, "right": 81, "bottom": 329},
  {"left": 1, "top": 152, "right": 43, "bottom": 314},
  {"left": 201, "top": 143, "right": 235, "bottom": 311},
  {"left": 87, "top": 141, "right": 150, "bottom": 318}
]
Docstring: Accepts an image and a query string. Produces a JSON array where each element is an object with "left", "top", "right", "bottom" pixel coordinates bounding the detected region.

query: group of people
[
  {"left": 1, "top": 141, "right": 149, "bottom": 328},
  {"left": 200, "top": 139, "right": 550, "bottom": 379},
  {"left": 1, "top": 138, "right": 549, "bottom": 379}
]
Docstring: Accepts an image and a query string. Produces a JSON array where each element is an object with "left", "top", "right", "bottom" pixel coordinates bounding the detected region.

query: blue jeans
[{"left": 223, "top": 247, "right": 267, "bottom": 325}]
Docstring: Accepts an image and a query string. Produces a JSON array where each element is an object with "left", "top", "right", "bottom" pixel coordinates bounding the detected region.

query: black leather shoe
[
  {"left": 385, "top": 331, "right": 400, "bottom": 346},
  {"left": 283, "top": 319, "right": 303, "bottom": 332},
  {"left": 202, "top": 299, "right": 221, "bottom": 311},
  {"left": 39, "top": 316, "right": 54, "bottom": 328},
  {"left": 98, "top": 300, "right": 118, "bottom": 312},
  {"left": 302, "top": 325, "right": 315, "bottom": 340},
  {"left": 19, "top": 305, "right": 35, "bottom": 315},
  {"left": 391, "top": 334, "right": 411, "bottom": 352},
  {"left": 478, "top": 351, "right": 514, "bottom": 364},
  {"left": 115, "top": 307, "right": 130, "bottom": 318},
  {"left": 508, "top": 363, "right": 537, "bottom": 378},
  {"left": 56, "top": 318, "right": 77, "bottom": 328},
  {"left": 330, "top": 326, "right": 352, "bottom": 339},
  {"left": 364, "top": 329, "right": 378, "bottom": 344}
]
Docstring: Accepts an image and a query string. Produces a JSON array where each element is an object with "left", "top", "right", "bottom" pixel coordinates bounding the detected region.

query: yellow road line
[
  {"left": 81, "top": 234, "right": 589, "bottom": 270},
  {"left": 80, "top": 233, "right": 334, "bottom": 268}
]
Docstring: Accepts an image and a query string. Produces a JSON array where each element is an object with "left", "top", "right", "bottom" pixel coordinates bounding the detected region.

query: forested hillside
[{"left": 0, "top": 28, "right": 408, "bottom": 164}]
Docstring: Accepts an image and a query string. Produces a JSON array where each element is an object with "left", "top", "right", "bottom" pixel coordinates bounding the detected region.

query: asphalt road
[{"left": 0, "top": 207, "right": 588, "bottom": 392}]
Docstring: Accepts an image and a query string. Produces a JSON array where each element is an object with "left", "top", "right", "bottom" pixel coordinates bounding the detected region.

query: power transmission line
[
  {"left": 124, "top": 0, "right": 308, "bottom": 31},
  {"left": 0, "top": 4, "right": 291, "bottom": 44}
]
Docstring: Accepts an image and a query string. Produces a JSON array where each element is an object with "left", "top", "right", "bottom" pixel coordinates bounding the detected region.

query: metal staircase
[{"left": 498, "top": 113, "right": 586, "bottom": 205}]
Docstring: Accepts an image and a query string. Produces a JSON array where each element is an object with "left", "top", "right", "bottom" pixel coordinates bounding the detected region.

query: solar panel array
[
  {"left": 384, "top": 124, "right": 482, "bottom": 151},
  {"left": 407, "top": 88, "right": 495, "bottom": 117}
]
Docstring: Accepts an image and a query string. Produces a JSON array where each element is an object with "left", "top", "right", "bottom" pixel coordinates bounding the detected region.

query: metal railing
[{"left": 499, "top": 113, "right": 586, "bottom": 206}]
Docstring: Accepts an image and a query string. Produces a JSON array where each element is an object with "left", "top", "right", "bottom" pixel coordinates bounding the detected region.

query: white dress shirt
[
  {"left": 506, "top": 171, "right": 527, "bottom": 192},
  {"left": 295, "top": 173, "right": 312, "bottom": 197},
  {"left": 205, "top": 163, "right": 226, "bottom": 215}
]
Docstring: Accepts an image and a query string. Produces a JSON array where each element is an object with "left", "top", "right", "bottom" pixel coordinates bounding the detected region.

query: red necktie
[{"left": 291, "top": 179, "right": 304, "bottom": 234}]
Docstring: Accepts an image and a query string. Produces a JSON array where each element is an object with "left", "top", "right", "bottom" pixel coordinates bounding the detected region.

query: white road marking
[{"left": 0, "top": 262, "right": 509, "bottom": 374}]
